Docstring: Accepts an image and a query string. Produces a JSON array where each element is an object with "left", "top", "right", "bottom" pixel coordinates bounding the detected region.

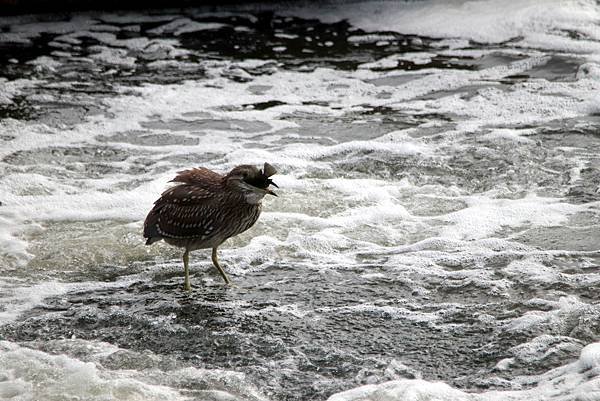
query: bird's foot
[{"left": 225, "top": 281, "right": 238, "bottom": 288}]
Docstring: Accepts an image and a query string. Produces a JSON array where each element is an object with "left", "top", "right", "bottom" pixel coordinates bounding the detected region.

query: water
[{"left": 1, "top": 1, "right": 600, "bottom": 400}]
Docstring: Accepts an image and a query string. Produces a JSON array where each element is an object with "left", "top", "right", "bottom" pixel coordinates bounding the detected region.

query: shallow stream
[{"left": 1, "top": 2, "right": 600, "bottom": 400}]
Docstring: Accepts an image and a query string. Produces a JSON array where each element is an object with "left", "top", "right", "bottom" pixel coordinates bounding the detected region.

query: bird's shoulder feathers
[
  {"left": 157, "top": 184, "right": 216, "bottom": 205},
  {"left": 171, "top": 167, "right": 223, "bottom": 185},
  {"left": 155, "top": 167, "right": 224, "bottom": 206}
]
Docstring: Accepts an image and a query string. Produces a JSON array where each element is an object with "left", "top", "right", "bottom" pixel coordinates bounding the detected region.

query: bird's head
[{"left": 225, "top": 162, "right": 279, "bottom": 203}]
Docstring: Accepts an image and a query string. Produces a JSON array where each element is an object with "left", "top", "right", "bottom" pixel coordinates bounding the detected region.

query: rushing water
[{"left": 1, "top": 1, "right": 600, "bottom": 400}]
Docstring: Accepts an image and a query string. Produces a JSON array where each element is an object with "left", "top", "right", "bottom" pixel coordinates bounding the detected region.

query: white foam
[
  {"left": 0, "top": 340, "right": 268, "bottom": 401},
  {"left": 283, "top": 139, "right": 430, "bottom": 160},
  {"left": 521, "top": 32, "right": 600, "bottom": 54},
  {"left": 0, "top": 32, "right": 33, "bottom": 45},
  {"left": 579, "top": 343, "right": 600, "bottom": 370},
  {"left": 358, "top": 53, "right": 436, "bottom": 70},
  {"left": 412, "top": 78, "right": 596, "bottom": 129},
  {"left": 502, "top": 258, "right": 560, "bottom": 284},
  {"left": 0, "top": 78, "right": 39, "bottom": 105},
  {"left": 481, "top": 128, "right": 536, "bottom": 144},
  {"left": 0, "top": 53, "right": 596, "bottom": 269},
  {"left": 290, "top": 0, "right": 600, "bottom": 52},
  {"left": 498, "top": 334, "right": 584, "bottom": 372},
  {"left": 244, "top": 303, "right": 310, "bottom": 318},
  {"left": 347, "top": 34, "right": 397, "bottom": 44},
  {"left": 577, "top": 63, "right": 600, "bottom": 81},
  {"left": 0, "top": 173, "right": 168, "bottom": 225},
  {"left": 328, "top": 379, "right": 469, "bottom": 401},
  {"left": 505, "top": 295, "right": 597, "bottom": 335},
  {"left": 147, "top": 18, "right": 226, "bottom": 36},
  {"left": 4, "top": 53, "right": 579, "bottom": 153},
  {"left": 0, "top": 274, "right": 143, "bottom": 325},
  {"left": 89, "top": 46, "right": 136, "bottom": 68},
  {"left": 274, "top": 33, "right": 298, "bottom": 40},
  {"left": 438, "top": 194, "right": 587, "bottom": 241},
  {"left": 0, "top": 217, "right": 32, "bottom": 268},
  {"left": 328, "top": 339, "right": 600, "bottom": 400},
  {"left": 432, "top": 38, "right": 471, "bottom": 50}
]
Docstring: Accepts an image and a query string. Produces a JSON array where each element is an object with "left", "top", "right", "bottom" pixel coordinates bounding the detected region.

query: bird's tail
[
  {"left": 145, "top": 237, "right": 162, "bottom": 245},
  {"left": 143, "top": 208, "right": 162, "bottom": 245}
]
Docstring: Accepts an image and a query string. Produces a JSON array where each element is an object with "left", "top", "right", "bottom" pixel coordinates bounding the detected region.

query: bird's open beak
[{"left": 266, "top": 179, "right": 278, "bottom": 196}]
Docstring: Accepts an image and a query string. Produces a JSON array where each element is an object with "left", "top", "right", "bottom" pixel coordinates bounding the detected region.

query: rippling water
[{"left": 1, "top": 1, "right": 600, "bottom": 400}]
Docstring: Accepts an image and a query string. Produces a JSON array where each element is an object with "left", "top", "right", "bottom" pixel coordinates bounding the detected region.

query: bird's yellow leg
[
  {"left": 211, "top": 247, "right": 231, "bottom": 285},
  {"left": 183, "top": 250, "right": 191, "bottom": 291}
]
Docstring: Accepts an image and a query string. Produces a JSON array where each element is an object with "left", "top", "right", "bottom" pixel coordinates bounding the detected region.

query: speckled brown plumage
[{"left": 143, "top": 163, "right": 278, "bottom": 290}]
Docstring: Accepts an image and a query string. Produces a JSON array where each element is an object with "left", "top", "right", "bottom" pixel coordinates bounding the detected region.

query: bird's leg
[
  {"left": 211, "top": 247, "right": 231, "bottom": 285},
  {"left": 183, "top": 250, "right": 191, "bottom": 291}
]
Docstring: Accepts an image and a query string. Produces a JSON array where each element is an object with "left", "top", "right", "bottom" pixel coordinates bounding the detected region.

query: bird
[{"left": 143, "top": 162, "right": 278, "bottom": 290}]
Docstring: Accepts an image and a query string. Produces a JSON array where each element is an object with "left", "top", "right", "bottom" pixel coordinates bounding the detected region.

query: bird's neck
[
  {"left": 223, "top": 178, "right": 266, "bottom": 205},
  {"left": 243, "top": 191, "right": 266, "bottom": 205}
]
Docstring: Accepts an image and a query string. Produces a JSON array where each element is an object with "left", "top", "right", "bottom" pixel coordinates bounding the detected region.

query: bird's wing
[
  {"left": 147, "top": 184, "right": 221, "bottom": 240},
  {"left": 157, "top": 184, "right": 214, "bottom": 205}
]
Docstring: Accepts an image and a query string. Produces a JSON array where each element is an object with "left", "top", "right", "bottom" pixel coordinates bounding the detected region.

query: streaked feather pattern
[{"left": 143, "top": 165, "right": 266, "bottom": 251}]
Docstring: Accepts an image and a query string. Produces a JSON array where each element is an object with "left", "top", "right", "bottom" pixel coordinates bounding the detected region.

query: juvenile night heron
[{"left": 143, "top": 162, "right": 278, "bottom": 290}]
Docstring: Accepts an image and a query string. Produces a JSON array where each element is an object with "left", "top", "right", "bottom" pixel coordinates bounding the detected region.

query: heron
[{"left": 143, "top": 162, "right": 278, "bottom": 290}]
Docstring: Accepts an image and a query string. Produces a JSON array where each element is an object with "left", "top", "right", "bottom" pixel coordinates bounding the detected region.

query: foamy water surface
[{"left": 1, "top": 1, "right": 600, "bottom": 400}]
